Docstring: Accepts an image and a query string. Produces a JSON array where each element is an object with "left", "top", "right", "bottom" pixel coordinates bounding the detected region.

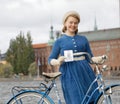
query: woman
[{"left": 48, "top": 11, "right": 103, "bottom": 104}]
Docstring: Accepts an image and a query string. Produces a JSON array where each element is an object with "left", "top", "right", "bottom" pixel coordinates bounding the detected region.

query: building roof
[
  {"left": 0, "top": 53, "right": 6, "bottom": 61},
  {"left": 32, "top": 27, "right": 120, "bottom": 48},
  {"left": 32, "top": 43, "right": 48, "bottom": 49},
  {"left": 79, "top": 27, "right": 120, "bottom": 41}
]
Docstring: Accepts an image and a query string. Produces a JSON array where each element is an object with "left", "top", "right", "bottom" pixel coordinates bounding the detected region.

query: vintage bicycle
[{"left": 7, "top": 52, "right": 120, "bottom": 104}]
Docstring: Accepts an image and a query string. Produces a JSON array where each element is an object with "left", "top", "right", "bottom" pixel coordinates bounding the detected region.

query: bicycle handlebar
[
  {"left": 73, "top": 52, "right": 108, "bottom": 64},
  {"left": 73, "top": 52, "right": 92, "bottom": 59}
]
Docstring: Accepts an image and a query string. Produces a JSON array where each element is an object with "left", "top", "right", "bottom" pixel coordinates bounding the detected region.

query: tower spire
[
  {"left": 50, "top": 25, "right": 54, "bottom": 39},
  {"left": 48, "top": 25, "right": 55, "bottom": 46},
  {"left": 94, "top": 15, "right": 98, "bottom": 31}
]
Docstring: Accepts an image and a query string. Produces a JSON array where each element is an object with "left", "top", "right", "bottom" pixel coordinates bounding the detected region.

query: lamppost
[
  {"left": 37, "top": 57, "right": 41, "bottom": 78},
  {"left": 0, "top": 50, "right": 1, "bottom": 61}
]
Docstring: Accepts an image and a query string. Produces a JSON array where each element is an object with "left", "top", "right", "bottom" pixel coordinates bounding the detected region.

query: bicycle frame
[
  {"left": 7, "top": 52, "right": 120, "bottom": 104},
  {"left": 41, "top": 66, "right": 117, "bottom": 104},
  {"left": 8, "top": 69, "right": 119, "bottom": 104},
  {"left": 43, "top": 63, "right": 115, "bottom": 104},
  {"left": 40, "top": 80, "right": 62, "bottom": 104}
]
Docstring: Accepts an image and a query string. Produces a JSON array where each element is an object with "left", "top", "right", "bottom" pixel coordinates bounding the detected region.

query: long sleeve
[
  {"left": 48, "top": 39, "right": 61, "bottom": 64},
  {"left": 84, "top": 36, "right": 93, "bottom": 63}
]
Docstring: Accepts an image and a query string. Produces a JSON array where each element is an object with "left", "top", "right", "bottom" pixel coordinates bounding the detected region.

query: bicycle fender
[
  {"left": 104, "top": 84, "right": 120, "bottom": 90},
  {"left": 7, "top": 90, "right": 55, "bottom": 104}
]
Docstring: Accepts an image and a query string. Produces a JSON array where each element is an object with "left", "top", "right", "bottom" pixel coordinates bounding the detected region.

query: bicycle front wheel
[
  {"left": 96, "top": 85, "right": 120, "bottom": 104},
  {"left": 7, "top": 91, "right": 54, "bottom": 104}
]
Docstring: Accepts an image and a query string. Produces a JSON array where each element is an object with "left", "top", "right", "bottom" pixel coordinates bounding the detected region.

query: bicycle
[{"left": 7, "top": 52, "right": 120, "bottom": 104}]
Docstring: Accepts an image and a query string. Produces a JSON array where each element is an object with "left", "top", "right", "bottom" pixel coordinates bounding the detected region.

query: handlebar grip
[{"left": 102, "top": 55, "right": 108, "bottom": 60}]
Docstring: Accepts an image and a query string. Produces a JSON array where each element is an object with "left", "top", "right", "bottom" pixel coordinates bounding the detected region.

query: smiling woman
[{"left": 48, "top": 11, "right": 106, "bottom": 104}]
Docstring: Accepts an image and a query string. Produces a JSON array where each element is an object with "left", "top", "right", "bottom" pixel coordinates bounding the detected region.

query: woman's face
[{"left": 65, "top": 16, "right": 79, "bottom": 34}]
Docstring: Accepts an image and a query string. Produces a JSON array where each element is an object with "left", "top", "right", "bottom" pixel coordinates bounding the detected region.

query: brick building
[
  {"left": 33, "top": 27, "right": 120, "bottom": 77},
  {"left": 33, "top": 44, "right": 59, "bottom": 76},
  {"left": 80, "top": 28, "right": 120, "bottom": 76}
]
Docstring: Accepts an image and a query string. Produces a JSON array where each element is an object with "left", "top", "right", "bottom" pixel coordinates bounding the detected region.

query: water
[{"left": 0, "top": 79, "right": 120, "bottom": 104}]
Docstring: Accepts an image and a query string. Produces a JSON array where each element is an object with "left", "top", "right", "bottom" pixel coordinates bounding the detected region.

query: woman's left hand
[{"left": 92, "top": 55, "right": 107, "bottom": 64}]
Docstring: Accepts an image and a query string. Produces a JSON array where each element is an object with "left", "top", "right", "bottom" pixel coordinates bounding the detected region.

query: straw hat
[{"left": 63, "top": 11, "right": 80, "bottom": 24}]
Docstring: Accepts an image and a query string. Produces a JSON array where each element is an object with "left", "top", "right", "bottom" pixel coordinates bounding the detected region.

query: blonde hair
[{"left": 62, "top": 11, "right": 80, "bottom": 34}]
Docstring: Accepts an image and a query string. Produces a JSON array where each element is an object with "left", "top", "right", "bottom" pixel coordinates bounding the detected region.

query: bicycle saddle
[{"left": 42, "top": 72, "right": 62, "bottom": 79}]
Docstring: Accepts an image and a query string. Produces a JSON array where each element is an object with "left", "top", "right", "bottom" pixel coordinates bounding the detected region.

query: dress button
[
  {"left": 74, "top": 45, "right": 77, "bottom": 47},
  {"left": 73, "top": 42, "right": 76, "bottom": 44},
  {"left": 74, "top": 50, "right": 77, "bottom": 52}
]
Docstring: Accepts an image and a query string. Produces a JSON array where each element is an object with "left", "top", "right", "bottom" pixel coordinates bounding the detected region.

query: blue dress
[{"left": 48, "top": 34, "right": 99, "bottom": 104}]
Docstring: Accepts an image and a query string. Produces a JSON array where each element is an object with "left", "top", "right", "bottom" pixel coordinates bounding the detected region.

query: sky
[{"left": 0, "top": 0, "right": 119, "bottom": 53}]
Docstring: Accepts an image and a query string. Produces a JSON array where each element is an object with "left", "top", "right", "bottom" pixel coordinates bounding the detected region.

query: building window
[
  {"left": 115, "top": 66, "right": 117, "bottom": 71},
  {"left": 110, "top": 67, "right": 113, "bottom": 71}
]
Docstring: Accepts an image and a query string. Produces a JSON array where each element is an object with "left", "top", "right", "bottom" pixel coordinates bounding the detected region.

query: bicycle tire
[
  {"left": 96, "top": 85, "right": 120, "bottom": 104},
  {"left": 7, "top": 90, "right": 54, "bottom": 104}
]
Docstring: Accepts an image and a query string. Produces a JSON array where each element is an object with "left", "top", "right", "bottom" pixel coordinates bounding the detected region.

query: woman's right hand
[{"left": 50, "top": 56, "right": 65, "bottom": 66}]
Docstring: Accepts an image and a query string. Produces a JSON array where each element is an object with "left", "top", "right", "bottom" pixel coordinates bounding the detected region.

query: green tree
[{"left": 6, "top": 31, "right": 35, "bottom": 75}]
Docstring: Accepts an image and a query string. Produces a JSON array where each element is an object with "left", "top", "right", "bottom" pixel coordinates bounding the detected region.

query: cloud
[{"left": 0, "top": 0, "right": 119, "bottom": 53}]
